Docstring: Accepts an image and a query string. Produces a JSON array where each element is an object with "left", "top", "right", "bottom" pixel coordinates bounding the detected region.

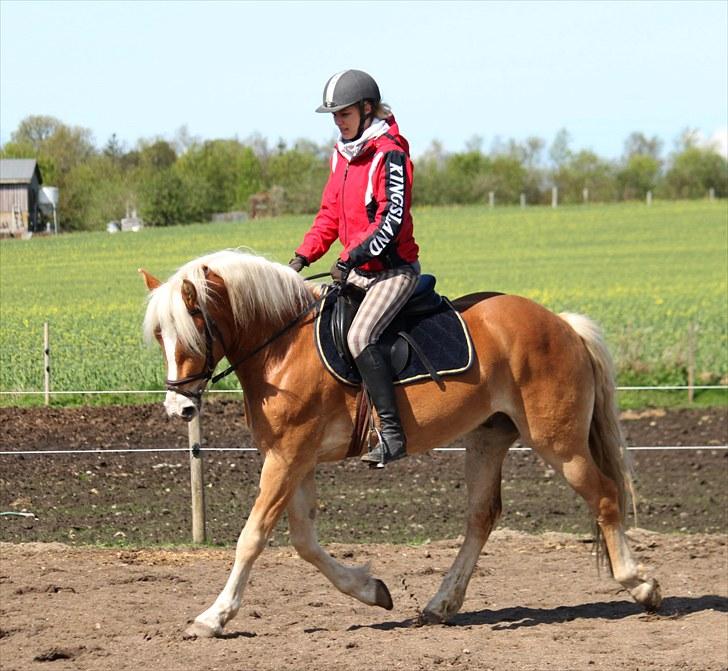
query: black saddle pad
[{"left": 314, "top": 290, "right": 474, "bottom": 386}]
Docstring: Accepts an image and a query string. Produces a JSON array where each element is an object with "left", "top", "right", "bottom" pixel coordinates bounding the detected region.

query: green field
[{"left": 1, "top": 200, "right": 726, "bottom": 406}]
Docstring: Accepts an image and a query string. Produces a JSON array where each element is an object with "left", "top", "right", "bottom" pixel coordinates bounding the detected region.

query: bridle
[
  {"left": 164, "top": 305, "right": 222, "bottom": 401},
  {"left": 164, "top": 281, "right": 335, "bottom": 402}
]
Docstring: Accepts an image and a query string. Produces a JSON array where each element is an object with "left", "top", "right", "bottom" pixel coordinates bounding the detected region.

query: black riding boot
[{"left": 356, "top": 345, "right": 407, "bottom": 466}]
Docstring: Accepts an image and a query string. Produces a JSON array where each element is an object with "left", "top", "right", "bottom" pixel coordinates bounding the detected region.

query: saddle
[{"left": 314, "top": 274, "right": 474, "bottom": 387}]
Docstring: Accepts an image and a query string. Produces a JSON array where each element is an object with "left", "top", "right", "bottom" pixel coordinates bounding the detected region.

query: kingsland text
[{"left": 369, "top": 159, "right": 405, "bottom": 256}]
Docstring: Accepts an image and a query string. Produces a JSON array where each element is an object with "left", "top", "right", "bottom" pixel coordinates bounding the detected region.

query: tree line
[{"left": 1, "top": 115, "right": 725, "bottom": 231}]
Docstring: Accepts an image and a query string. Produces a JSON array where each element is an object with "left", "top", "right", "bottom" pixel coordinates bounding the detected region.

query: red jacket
[{"left": 295, "top": 117, "right": 419, "bottom": 273}]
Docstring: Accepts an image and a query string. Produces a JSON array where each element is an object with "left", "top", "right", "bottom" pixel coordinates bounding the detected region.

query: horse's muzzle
[
  {"left": 164, "top": 390, "right": 200, "bottom": 421},
  {"left": 180, "top": 405, "right": 198, "bottom": 422}
]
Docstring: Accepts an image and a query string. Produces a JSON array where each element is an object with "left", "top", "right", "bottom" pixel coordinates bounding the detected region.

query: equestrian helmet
[{"left": 316, "top": 70, "right": 381, "bottom": 113}]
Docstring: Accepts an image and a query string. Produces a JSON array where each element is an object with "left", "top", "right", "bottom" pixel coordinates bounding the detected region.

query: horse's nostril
[{"left": 180, "top": 406, "right": 197, "bottom": 421}]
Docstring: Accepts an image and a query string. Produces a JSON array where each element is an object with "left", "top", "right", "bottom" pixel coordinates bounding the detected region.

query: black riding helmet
[{"left": 316, "top": 69, "right": 381, "bottom": 141}]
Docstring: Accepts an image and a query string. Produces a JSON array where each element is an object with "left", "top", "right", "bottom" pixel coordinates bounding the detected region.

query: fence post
[
  {"left": 188, "top": 415, "right": 207, "bottom": 543},
  {"left": 551, "top": 186, "right": 558, "bottom": 208},
  {"left": 520, "top": 193, "right": 526, "bottom": 208},
  {"left": 646, "top": 191, "right": 652, "bottom": 206},
  {"left": 687, "top": 322, "right": 696, "bottom": 404},
  {"left": 43, "top": 322, "right": 50, "bottom": 406},
  {"left": 488, "top": 191, "right": 495, "bottom": 208},
  {"left": 708, "top": 187, "right": 715, "bottom": 201},
  {"left": 583, "top": 187, "right": 589, "bottom": 204}
]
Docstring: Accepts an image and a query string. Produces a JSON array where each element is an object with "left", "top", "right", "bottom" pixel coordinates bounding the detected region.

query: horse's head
[
  {"left": 140, "top": 249, "right": 312, "bottom": 421},
  {"left": 140, "top": 266, "right": 230, "bottom": 422}
]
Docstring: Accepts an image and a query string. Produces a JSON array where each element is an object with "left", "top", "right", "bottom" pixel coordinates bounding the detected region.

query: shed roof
[{"left": 0, "top": 159, "right": 43, "bottom": 185}]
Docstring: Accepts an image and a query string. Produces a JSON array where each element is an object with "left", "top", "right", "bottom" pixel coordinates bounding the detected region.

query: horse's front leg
[
  {"left": 185, "top": 452, "right": 305, "bottom": 639},
  {"left": 288, "top": 469, "right": 393, "bottom": 610}
]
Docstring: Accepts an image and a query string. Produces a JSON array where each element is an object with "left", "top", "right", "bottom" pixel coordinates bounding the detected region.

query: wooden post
[
  {"left": 43, "top": 322, "right": 50, "bottom": 406},
  {"left": 646, "top": 190, "right": 652, "bottom": 206},
  {"left": 188, "top": 415, "right": 207, "bottom": 543},
  {"left": 687, "top": 323, "right": 696, "bottom": 404},
  {"left": 520, "top": 193, "right": 526, "bottom": 208},
  {"left": 583, "top": 187, "right": 589, "bottom": 204},
  {"left": 488, "top": 191, "right": 495, "bottom": 208},
  {"left": 708, "top": 187, "right": 715, "bottom": 201},
  {"left": 551, "top": 186, "right": 558, "bottom": 208}
]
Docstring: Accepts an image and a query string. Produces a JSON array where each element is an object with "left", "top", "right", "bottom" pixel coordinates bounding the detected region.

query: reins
[
  {"left": 165, "top": 278, "right": 337, "bottom": 398},
  {"left": 210, "top": 286, "right": 333, "bottom": 384}
]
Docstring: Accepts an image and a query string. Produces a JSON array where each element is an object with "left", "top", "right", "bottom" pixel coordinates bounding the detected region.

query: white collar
[{"left": 336, "top": 118, "right": 389, "bottom": 161}]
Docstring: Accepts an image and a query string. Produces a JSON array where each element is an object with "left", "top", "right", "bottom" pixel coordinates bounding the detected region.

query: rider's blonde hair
[{"left": 374, "top": 102, "right": 392, "bottom": 118}]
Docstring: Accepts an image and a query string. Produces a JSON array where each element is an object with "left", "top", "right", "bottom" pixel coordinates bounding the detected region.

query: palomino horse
[{"left": 140, "top": 249, "right": 661, "bottom": 638}]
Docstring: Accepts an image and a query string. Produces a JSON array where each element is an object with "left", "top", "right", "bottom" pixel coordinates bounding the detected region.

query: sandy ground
[
  {"left": 1, "top": 529, "right": 726, "bottom": 671},
  {"left": 1, "top": 404, "right": 726, "bottom": 669}
]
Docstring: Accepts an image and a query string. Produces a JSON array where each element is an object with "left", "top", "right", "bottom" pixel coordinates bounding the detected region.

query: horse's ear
[
  {"left": 181, "top": 279, "right": 198, "bottom": 311},
  {"left": 138, "top": 268, "right": 161, "bottom": 291}
]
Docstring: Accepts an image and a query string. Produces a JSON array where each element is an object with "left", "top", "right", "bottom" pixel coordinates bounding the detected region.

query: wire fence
[
  {"left": 1, "top": 384, "right": 726, "bottom": 396},
  {"left": 1, "top": 385, "right": 725, "bottom": 456},
  {"left": 0, "top": 445, "right": 725, "bottom": 456}
]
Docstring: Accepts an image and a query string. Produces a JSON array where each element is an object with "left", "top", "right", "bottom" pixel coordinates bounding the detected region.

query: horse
[{"left": 139, "top": 248, "right": 661, "bottom": 638}]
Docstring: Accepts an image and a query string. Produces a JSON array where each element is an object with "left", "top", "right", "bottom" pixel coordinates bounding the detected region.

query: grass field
[{"left": 0, "top": 200, "right": 726, "bottom": 406}]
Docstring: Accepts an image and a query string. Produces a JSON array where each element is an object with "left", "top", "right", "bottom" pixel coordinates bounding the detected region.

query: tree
[
  {"left": 618, "top": 154, "right": 661, "bottom": 200},
  {"left": 10, "top": 115, "right": 64, "bottom": 150},
  {"left": 412, "top": 141, "right": 449, "bottom": 205},
  {"left": 266, "top": 147, "right": 328, "bottom": 214},
  {"left": 103, "top": 133, "right": 125, "bottom": 162},
  {"left": 664, "top": 147, "right": 728, "bottom": 199},
  {"left": 443, "top": 151, "right": 492, "bottom": 203},
  {"left": 176, "top": 139, "right": 263, "bottom": 214},
  {"left": 138, "top": 169, "right": 189, "bottom": 226},
  {"left": 137, "top": 139, "right": 177, "bottom": 170},
  {"left": 623, "top": 132, "right": 663, "bottom": 161},
  {"left": 487, "top": 154, "right": 529, "bottom": 204},
  {"left": 552, "top": 150, "right": 617, "bottom": 204},
  {"left": 549, "top": 128, "right": 572, "bottom": 167}
]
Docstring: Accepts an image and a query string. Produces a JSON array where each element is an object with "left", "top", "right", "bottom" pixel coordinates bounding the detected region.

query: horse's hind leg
[
  {"left": 287, "top": 469, "right": 393, "bottom": 610},
  {"left": 561, "top": 456, "right": 661, "bottom": 609},
  {"left": 538, "top": 440, "right": 662, "bottom": 610},
  {"left": 421, "top": 419, "right": 515, "bottom": 624}
]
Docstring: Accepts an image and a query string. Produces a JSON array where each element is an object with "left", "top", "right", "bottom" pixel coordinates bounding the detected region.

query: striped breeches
[{"left": 345, "top": 264, "right": 420, "bottom": 359}]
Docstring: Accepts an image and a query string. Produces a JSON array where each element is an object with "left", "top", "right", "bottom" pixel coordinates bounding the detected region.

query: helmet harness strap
[{"left": 348, "top": 99, "right": 374, "bottom": 143}]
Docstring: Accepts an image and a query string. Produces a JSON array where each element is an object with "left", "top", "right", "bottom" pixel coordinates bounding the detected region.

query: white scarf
[{"left": 336, "top": 118, "right": 390, "bottom": 162}]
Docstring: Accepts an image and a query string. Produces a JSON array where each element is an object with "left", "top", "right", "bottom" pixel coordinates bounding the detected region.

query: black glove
[
  {"left": 330, "top": 259, "right": 351, "bottom": 283},
  {"left": 288, "top": 254, "right": 308, "bottom": 273}
]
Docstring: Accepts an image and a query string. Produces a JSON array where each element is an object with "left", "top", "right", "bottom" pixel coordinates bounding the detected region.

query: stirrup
[{"left": 361, "top": 428, "right": 406, "bottom": 468}]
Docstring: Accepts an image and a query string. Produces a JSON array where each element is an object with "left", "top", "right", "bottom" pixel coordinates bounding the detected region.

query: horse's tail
[{"left": 558, "top": 313, "right": 635, "bottom": 528}]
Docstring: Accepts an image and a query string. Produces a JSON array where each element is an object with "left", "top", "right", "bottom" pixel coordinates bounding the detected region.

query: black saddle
[{"left": 315, "top": 274, "right": 474, "bottom": 386}]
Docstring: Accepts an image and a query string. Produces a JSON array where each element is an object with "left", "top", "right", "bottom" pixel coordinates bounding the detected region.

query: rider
[{"left": 289, "top": 69, "right": 420, "bottom": 466}]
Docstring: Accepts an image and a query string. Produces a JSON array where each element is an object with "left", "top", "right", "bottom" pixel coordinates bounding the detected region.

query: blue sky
[{"left": 1, "top": 0, "right": 726, "bottom": 160}]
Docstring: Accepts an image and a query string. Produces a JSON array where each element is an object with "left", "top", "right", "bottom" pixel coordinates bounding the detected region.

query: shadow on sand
[{"left": 347, "top": 594, "right": 728, "bottom": 632}]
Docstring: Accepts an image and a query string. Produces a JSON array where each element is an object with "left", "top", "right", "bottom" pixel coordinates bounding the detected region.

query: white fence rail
[
  {"left": 2, "top": 381, "right": 725, "bottom": 544},
  {"left": 2, "top": 385, "right": 726, "bottom": 396}
]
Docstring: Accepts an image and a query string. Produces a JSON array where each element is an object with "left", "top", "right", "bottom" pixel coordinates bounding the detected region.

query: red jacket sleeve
[
  {"left": 295, "top": 157, "right": 340, "bottom": 264},
  {"left": 345, "top": 150, "right": 409, "bottom": 267}
]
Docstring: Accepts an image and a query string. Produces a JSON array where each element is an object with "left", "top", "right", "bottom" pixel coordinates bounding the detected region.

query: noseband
[{"left": 164, "top": 305, "right": 221, "bottom": 401}]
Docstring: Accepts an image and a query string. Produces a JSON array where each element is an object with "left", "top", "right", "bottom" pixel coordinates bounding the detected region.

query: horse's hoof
[
  {"left": 632, "top": 578, "right": 662, "bottom": 612},
  {"left": 374, "top": 579, "right": 393, "bottom": 610},
  {"left": 417, "top": 608, "right": 445, "bottom": 625},
  {"left": 183, "top": 621, "right": 220, "bottom": 639}
]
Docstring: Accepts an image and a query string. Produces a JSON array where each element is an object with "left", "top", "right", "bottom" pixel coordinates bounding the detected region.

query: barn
[{"left": 0, "top": 158, "right": 43, "bottom": 236}]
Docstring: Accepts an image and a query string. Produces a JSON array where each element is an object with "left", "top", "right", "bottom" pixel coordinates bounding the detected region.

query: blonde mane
[{"left": 143, "top": 249, "right": 310, "bottom": 354}]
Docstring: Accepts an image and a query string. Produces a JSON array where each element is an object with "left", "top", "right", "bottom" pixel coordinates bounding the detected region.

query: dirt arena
[{"left": 0, "top": 403, "right": 726, "bottom": 670}]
